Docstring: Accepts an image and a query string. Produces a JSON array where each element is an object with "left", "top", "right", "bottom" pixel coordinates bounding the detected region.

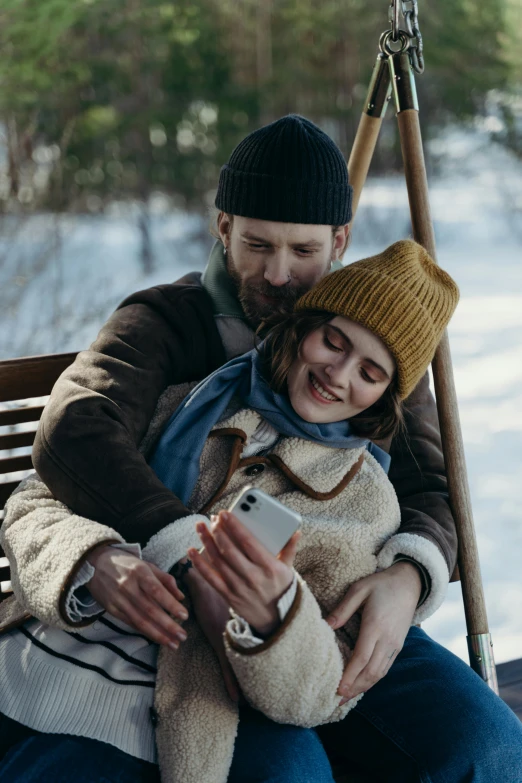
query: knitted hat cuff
[
  {"left": 216, "top": 166, "right": 353, "bottom": 225},
  {"left": 297, "top": 272, "right": 435, "bottom": 398},
  {"left": 295, "top": 240, "right": 459, "bottom": 399}
]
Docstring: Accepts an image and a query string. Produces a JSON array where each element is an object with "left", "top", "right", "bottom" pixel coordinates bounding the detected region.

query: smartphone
[{"left": 227, "top": 486, "right": 301, "bottom": 556}]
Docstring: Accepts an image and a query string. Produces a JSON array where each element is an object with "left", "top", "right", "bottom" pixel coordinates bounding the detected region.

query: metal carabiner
[
  {"left": 379, "top": 29, "right": 410, "bottom": 57},
  {"left": 384, "top": 0, "right": 424, "bottom": 75}
]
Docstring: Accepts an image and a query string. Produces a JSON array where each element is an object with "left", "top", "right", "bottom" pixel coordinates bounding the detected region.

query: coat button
[
  {"left": 150, "top": 707, "right": 159, "bottom": 727},
  {"left": 245, "top": 463, "right": 265, "bottom": 477}
]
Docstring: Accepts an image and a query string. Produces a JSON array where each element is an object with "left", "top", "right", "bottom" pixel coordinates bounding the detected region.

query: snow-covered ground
[{"left": 1, "top": 125, "right": 521, "bottom": 665}]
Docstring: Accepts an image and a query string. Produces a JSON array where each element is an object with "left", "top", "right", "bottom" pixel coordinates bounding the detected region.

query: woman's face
[{"left": 286, "top": 316, "right": 396, "bottom": 424}]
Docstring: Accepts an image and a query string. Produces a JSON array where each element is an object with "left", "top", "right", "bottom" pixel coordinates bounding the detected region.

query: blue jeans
[
  {"left": 2, "top": 628, "right": 521, "bottom": 782},
  {"left": 318, "top": 627, "right": 522, "bottom": 782},
  {"left": 229, "top": 705, "right": 334, "bottom": 782},
  {"left": 0, "top": 706, "right": 334, "bottom": 783},
  {"left": 0, "top": 720, "right": 160, "bottom": 783}
]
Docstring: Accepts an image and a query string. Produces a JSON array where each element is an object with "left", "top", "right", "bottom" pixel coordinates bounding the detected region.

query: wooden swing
[
  {"left": 0, "top": 0, "right": 505, "bottom": 710},
  {"left": 347, "top": 0, "right": 498, "bottom": 692}
]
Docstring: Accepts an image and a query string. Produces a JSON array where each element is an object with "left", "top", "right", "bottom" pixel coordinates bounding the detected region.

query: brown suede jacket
[{"left": 32, "top": 272, "right": 457, "bottom": 576}]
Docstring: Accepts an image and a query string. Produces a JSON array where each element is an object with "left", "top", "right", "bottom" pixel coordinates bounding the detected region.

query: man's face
[{"left": 219, "top": 215, "right": 349, "bottom": 328}]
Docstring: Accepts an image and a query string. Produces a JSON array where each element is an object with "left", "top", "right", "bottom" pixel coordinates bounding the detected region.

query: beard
[{"left": 227, "top": 249, "right": 312, "bottom": 330}]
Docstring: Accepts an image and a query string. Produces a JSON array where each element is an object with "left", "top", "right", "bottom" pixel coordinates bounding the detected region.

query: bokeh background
[{"left": 1, "top": 0, "right": 521, "bottom": 664}]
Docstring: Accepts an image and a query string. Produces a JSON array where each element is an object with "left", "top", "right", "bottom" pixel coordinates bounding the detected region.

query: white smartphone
[{"left": 227, "top": 486, "right": 301, "bottom": 556}]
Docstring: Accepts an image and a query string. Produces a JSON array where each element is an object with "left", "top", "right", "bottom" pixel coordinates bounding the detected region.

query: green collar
[
  {"left": 201, "top": 240, "right": 344, "bottom": 319},
  {"left": 201, "top": 242, "right": 244, "bottom": 318}
]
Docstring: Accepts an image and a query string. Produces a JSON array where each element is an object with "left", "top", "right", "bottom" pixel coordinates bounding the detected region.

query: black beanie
[{"left": 215, "top": 114, "right": 352, "bottom": 225}]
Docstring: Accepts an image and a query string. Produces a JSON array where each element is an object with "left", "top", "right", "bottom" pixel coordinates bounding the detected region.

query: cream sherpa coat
[{"left": 0, "top": 383, "right": 449, "bottom": 783}]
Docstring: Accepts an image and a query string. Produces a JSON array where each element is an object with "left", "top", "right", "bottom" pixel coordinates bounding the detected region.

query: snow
[{"left": 1, "top": 124, "right": 521, "bottom": 665}]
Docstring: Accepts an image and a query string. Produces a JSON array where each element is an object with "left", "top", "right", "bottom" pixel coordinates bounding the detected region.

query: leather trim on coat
[
  {"left": 200, "top": 429, "right": 247, "bottom": 515},
  {"left": 225, "top": 582, "right": 303, "bottom": 656},
  {"left": 199, "top": 427, "right": 365, "bottom": 514},
  {"left": 267, "top": 453, "right": 365, "bottom": 501}
]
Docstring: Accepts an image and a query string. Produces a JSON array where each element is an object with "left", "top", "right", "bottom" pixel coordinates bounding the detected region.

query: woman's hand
[
  {"left": 326, "top": 561, "right": 422, "bottom": 704},
  {"left": 86, "top": 544, "right": 189, "bottom": 649},
  {"left": 188, "top": 511, "right": 300, "bottom": 638}
]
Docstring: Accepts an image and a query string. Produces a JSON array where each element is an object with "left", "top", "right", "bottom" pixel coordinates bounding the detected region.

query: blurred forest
[{"left": 0, "top": 0, "right": 520, "bottom": 219}]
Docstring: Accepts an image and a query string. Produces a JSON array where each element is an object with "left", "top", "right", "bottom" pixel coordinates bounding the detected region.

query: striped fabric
[{"left": 0, "top": 613, "right": 158, "bottom": 762}]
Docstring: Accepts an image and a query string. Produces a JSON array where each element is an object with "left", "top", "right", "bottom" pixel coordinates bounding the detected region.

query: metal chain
[
  {"left": 401, "top": 0, "right": 424, "bottom": 73},
  {"left": 388, "top": 0, "right": 400, "bottom": 41},
  {"left": 386, "top": 0, "right": 424, "bottom": 74}
]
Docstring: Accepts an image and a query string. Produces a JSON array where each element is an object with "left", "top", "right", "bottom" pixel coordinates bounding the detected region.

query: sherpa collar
[{"left": 211, "top": 407, "right": 368, "bottom": 498}]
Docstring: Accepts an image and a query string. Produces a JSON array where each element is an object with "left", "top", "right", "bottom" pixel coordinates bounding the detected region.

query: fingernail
[
  {"left": 210, "top": 515, "right": 218, "bottom": 523},
  {"left": 326, "top": 616, "right": 336, "bottom": 627},
  {"left": 168, "top": 641, "right": 179, "bottom": 651},
  {"left": 176, "top": 630, "right": 187, "bottom": 642},
  {"left": 339, "top": 697, "right": 348, "bottom": 706},
  {"left": 178, "top": 609, "right": 189, "bottom": 621},
  {"left": 339, "top": 684, "right": 351, "bottom": 696},
  {"left": 221, "top": 511, "right": 229, "bottom": 522}
]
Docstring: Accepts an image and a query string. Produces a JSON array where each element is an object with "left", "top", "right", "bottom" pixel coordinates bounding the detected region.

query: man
[{"left": 32, "top": 116, "right": 521, "bottom": 781}]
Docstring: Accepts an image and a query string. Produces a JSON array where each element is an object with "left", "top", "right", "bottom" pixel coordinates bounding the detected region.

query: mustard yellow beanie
[{"left": 295, "top": 239, "right": 459, "bottom": 399}]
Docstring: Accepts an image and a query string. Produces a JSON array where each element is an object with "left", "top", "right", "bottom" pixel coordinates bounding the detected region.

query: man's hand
[
  {"left": 183, "top": 563, "right": 241, "bottom": 702},
  {"left": 326, "top": 561, "right": 422, "bottom": 704},
  {"left": 86, "top": 544, "right": 188, "bottom": 649}
]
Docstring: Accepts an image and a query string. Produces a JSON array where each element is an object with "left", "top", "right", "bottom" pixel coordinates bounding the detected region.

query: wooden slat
[
  {"left": 0, "top": 406, "right": 45, "bottom": 427},
  {"left": 0, "top": 431, "right": 36, "bottom": 450},
  {"left": 0, "top": 352, "right": 77, "bottom": 403},
  {"left": 0, "top": 455, "right": 33, "bottom": 475},
  {"left": 0, "top": 482, "right": 19, "bottom": 509}
]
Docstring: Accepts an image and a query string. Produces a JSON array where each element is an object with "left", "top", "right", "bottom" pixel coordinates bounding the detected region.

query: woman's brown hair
[{"left": 260, "top": 309, "right": 404, "bottom": 441}]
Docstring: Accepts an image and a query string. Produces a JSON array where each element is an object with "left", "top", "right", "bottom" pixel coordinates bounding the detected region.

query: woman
[{"left": 0, "top": 240, "right": 520, "bottom": 783}]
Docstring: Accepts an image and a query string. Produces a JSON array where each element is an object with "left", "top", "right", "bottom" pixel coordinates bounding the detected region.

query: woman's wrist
[
  {"left": 86, "top": 542, "right": 116, "bottom": 570},
  {"left": 238, "top": 570, "right": 294, "bottom": 638},
  {"left": 248, "top": 612, "right": 280, "bottom": 639}
]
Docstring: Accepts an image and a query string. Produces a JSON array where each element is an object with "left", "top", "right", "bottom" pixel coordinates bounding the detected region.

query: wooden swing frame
[{"left": 347, "top": 43, "right": 498, "bottom": 692}]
